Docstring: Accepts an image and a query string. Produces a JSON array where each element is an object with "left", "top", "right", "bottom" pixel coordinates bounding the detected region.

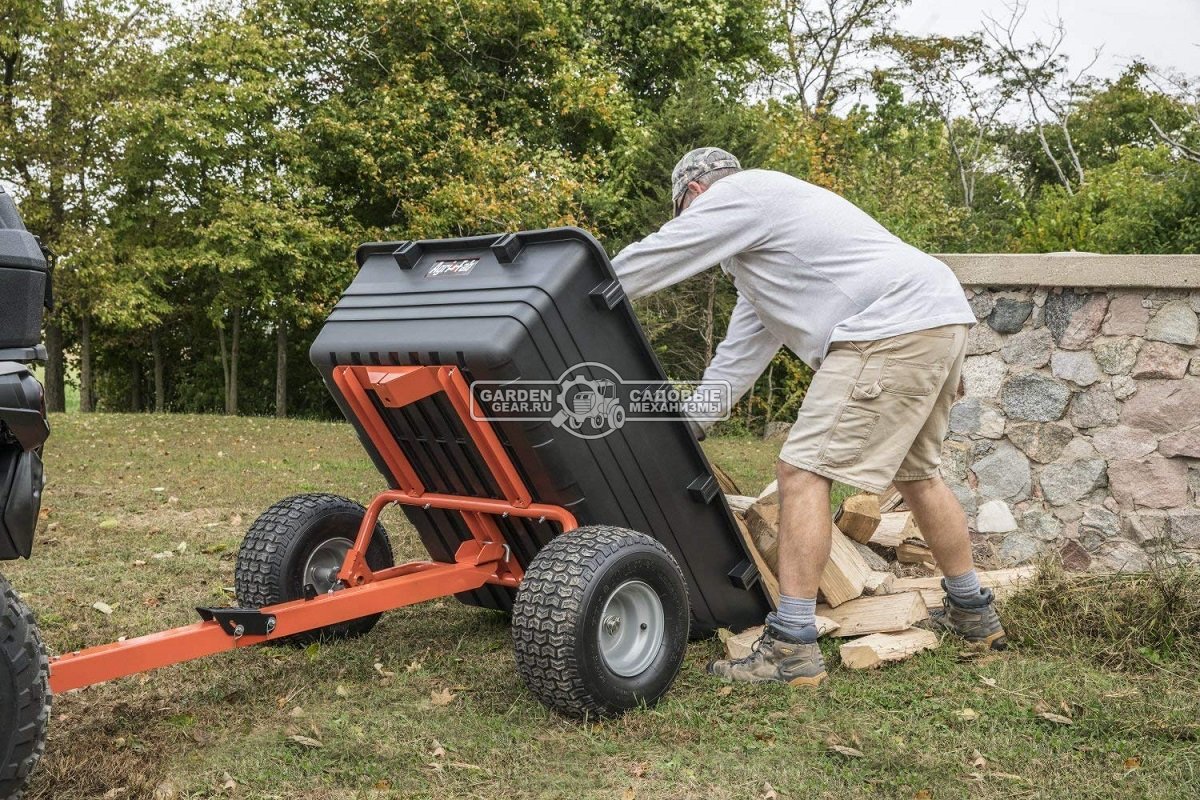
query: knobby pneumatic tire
[
  {"left": 0, "top": 573, "right": 50, "bottom": 800},
  {"left": 512, "top": 526, "right": 689, "bottom": 719},
  {"left": 235, "top": 494, "right": 394, "bottom": 645}
]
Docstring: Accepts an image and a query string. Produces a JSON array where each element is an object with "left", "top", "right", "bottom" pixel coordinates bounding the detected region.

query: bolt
[
  {"left": 603, "top": 615, "right": 621, "bottom": 636},
  {"left": 640, "top": 623, "right": 648, "bottom": 631}
]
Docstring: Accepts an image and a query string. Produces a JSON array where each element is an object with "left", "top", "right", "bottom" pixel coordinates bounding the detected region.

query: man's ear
[{"left": 687, "top": 180, "right": 706, "bottom": 197}]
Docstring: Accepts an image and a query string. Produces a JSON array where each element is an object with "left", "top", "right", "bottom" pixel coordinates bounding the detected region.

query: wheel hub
[
  {"left": 597, "top": 580, "right": 665, "bottom": 678},
  {"left": 302, "top": 536, "right": 355, "bottom": 594}
]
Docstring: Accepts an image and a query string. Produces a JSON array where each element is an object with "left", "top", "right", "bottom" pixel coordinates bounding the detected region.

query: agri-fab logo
[{"left": 469, "top": 363, "right": 730, "bottom": 439}]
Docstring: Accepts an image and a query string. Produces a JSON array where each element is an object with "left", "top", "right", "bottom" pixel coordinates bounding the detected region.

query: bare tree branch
[
  {"left": 1150, "top": 118, "right": 1200, "bottom": 163},
  {"left": 982, "top": 0, "right": 1095, "bottom": 193}
]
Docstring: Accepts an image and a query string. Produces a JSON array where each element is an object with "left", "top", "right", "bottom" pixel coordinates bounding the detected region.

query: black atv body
[{"left": 0, "top": 186, "right": 51, "bottom": 560}]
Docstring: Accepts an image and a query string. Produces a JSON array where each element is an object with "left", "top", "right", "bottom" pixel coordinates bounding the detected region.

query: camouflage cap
[{"left": 671, "top": 147, "right": 742, "bottom": 216}]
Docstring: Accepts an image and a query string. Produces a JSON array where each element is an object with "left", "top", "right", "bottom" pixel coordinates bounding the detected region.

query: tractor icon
[{"left": 553, "top": 373, "right": 627, "bottom": 435}]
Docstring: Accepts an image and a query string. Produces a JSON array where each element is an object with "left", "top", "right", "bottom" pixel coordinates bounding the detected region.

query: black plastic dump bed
[{"left": 310, "top": 227, "right": 770, "bottom": 632}]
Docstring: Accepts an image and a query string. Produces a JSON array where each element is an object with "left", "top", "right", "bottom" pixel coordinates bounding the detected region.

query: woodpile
[{"left": 724, "top": 482, "right": 1036, "bottom": 670}]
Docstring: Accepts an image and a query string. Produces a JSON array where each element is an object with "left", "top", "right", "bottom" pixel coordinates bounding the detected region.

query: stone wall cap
[{"left": 936, "top": 253, "right": 1200, "bottom": 289}]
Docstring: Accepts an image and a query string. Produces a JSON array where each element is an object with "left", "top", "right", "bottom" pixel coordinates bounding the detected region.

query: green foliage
[{"left": 1023, "top": 147, "right": 1200, "bottom": 254}]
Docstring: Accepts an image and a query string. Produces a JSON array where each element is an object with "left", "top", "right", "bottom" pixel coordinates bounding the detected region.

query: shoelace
[{"left": 731, "top": 632, "right": 771, "bottom": 665}]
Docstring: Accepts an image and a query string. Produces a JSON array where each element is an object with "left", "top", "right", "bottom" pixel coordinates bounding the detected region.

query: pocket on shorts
[
  {"left": 819, "top": 405, "right": 880, "bottom": 468},
  {"left": 880, "top": 358, "right": 945, "bottom": 397}
]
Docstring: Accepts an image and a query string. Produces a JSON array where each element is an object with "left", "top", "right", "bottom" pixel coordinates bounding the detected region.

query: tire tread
[
  {"left": 0, "top": 573, "right": 50, "bottom": 800},
  {"left": 511, "top": 526, "right": 684, "bottom": 719},
  {"left": 234, "top": 493, "right": 393, "bottom": 644}
]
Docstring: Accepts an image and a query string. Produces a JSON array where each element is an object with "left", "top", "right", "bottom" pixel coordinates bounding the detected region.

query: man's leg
[
  {"left": 707, "top": 460, "right": 831, "bottom": 686},
  {"left": 897, "top": 475, "right": 1006, "bottom": 649},
  {"left": 894, "top": 476, "right": 972, "bottom": 577},
  {"left": 775, "top": 462, "right": 833, "bottom": 602}
]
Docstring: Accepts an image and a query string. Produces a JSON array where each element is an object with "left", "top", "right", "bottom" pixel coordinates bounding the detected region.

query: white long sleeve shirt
[{"left": 611, "top": 169, "right": 973, "bottom": 419}]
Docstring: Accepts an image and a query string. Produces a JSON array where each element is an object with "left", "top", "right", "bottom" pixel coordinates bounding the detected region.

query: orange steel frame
[{"left": 49, "top": 365, "right": 577, "bottom": 694}]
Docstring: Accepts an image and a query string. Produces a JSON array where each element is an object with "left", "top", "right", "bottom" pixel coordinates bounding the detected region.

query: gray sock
[
  {"left": 767, "top": 594, "right": 818, "bottom": 642},
  {"left": 944, "top": 569, "right": 983, "bottom": 603}
]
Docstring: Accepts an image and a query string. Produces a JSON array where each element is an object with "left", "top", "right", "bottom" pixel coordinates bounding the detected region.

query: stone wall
[{"left": 946, "top": 283, "right": 1200, "bottom": 572}]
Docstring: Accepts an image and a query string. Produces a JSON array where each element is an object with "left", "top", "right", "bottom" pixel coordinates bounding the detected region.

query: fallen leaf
[
  {"left": 92, "top": 601, "right": 114, "bottom": 615},
  {"left": 151, "top": 487, "right": 166, "bottom": 492},
  {"left": 1033, "top": 698, "right": 1051, "bottom": 714},
  {"left": 374, "top": 662, "right": 396, "bottom": 679},
  {"left": 176, "top": 541, "right": 188, "bottom": 553},
  {"left": 431, "top": 740, "right": 446, "bottom": 759},
  {"left": 913, "top": 790, "right": 933, "bottom": 799},
  {"left": 989, "top": 771, "right": 1026, "bottom": 781},
  {"left": 955, "top": 708, "right": 979, "bottom": 721},
  {"left": 152, "top": 551, "right": 174, "bottom": 560},
  {"left": 220, "top": 772, "right": 236, "bottom": 790},
  {"left": 289, "top": 706, "right": 306, "bottom": 718},
  {"left": 971, "top": 749, "right": 988, "bottom": 769},
  {"left": 979, "top": 676, "right": 997, "bottom": 688},
  {"left": 99, "top": 519, "right": 119, "bottom": 530},
  {"left": 1037, "top": 712, "right": 1073, "bottom": 725},
  {"left": 335, "top": 685, "right": 350, "bottom": 698},
  {"left": 629, "top": 762, "right": 649, "bottom": 778},
  {"left": 716, "top": 627, "right": 734, "bottom": 643},
  {"left": 761, "top": 782, "right": 779, "bottom": 800},
  {"left": 717, "top": 685, "right": 733, "bottom": 697},
  {"left": 1123, "top": 756, "right": 1141, "bottom": 771},
  {"left": 827, "top": 744, "right": 864, "bottom": 758},
  {"left": 132, "top": 560, "right": 147, "bottom": 567},
  {"left": 621, "top": 788, "right": 636, "bottom": 800},
  {"left": 288, "top": 734, "right": 323, "bottom": 748},
  {"left": 406, "top": 659, "right": 423, "bottom": 673},
  {"left": 430, "top": 688, "right": 456, "bottom": 707}
]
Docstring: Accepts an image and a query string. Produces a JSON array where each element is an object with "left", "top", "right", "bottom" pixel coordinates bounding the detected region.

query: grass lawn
[{"left": 4, "top": 414, "right": 1198, "bottom": 799}]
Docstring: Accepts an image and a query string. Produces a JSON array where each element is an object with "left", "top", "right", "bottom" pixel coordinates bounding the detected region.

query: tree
[
  {"left": 765, "top": 0, "right": 908, "bottom": 116},
  {"left": 885, "top": 34, "right": 1012, "bottom": 209},
  {"left": 983, "top": 0, "right": 1096, "bottom": 195},
  {"left": 0, "top": 0, "right": 163, "bottom": 411}
]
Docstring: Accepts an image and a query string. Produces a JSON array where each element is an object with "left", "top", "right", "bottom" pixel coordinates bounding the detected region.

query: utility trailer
[{"left": 0, "top": 224, "right": 771, "bottom": 799}]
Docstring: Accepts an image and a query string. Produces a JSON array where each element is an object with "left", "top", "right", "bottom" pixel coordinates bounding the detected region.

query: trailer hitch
[{"left": 196, "top": 607, "right": 277, "bottom": 638}]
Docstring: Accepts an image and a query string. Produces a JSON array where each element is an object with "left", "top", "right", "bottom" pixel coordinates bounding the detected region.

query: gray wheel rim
[
  {"left": 303, "top": 536, "right": 354, "bottom": 594},
  {"left": 597, "top": 579, "right": 665, "bottom": 677}
]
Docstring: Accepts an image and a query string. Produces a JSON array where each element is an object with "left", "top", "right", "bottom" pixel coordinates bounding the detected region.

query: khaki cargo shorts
[{"left": 778, "top": 324, "right": 969, "bottom": 493}]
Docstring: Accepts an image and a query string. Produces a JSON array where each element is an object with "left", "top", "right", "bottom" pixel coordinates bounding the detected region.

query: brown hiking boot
[
  {"left": 928, "top": 583, "right": 1007, "bottom": 650},
  {"left": 707, "top": 625, "right": 828, "bottom": 686}
]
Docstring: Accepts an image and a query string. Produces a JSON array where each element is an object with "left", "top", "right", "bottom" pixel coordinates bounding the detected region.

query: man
[{"left": 611, "top": 148, "right": 1006, "bottom": 687}]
